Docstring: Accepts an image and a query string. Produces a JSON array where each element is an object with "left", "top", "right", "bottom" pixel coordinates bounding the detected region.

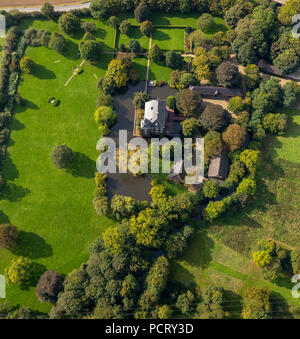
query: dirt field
[{"left": 0, "top": 0, "right": 83, "bottom": 7}]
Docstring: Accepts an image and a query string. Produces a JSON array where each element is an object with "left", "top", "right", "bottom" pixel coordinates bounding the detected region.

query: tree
[
  {"left": 102, "top": 226, "right": 126, "bottom": 255},
  {"left": 283, "top": 82, "right": 300, "bottom": 108},
  {"left": 5, "top": 257, "right": 44, "bottom": 288},
  {"left": 278, "top": 0, "right": 300, "bottom": 25},
  {"left": 197, "top": 13, "right": 214, "bottom": 32},
  {"left": 134, "top": 3, "right": 151, "bottom": 23},
  {"left": 244, "top": 64, "right": 260, "bottom": 90},
  {"left": 41, "top": 2, "right": 55, "bottom": 20},
  {"left": 237, "top": 178, "right": 256, "bottom": 197},
  {"left": 107, "top": 16, "right": 118, "bottom": 28},
  {"left": 176, "top": 290, "right": 195, "bottom": 315},
  {"left": 158, "top": 305, "right": 172, "bottom": 319},
  {"left": 133, "top": 91, "right": 150, "bottom": 109},
  {"left": 96, "top": 93, "right": 113, "bottom": 108},
  {"left": 201, "top": 103, "right": 230, "bottom": 132},
  {"left": 216, "top": 61, "right": 240, "bottom": 88},
  {"left": 228, "top": 97, "right": 245, "bottom": 115},
  {"left": 110, "top": 195, "right": 138, "bottom": 220},
  {"left": 140, "top": 20, "right": 153, "bottom": 37},
  {"left": 81, "top": 21, "right": 96, "bottom": 33},
  {"left": 203, "top": 180, "right": 219, "bottom": 200},
  {"left": 58, "top": 12, "right": 80, "bottom": 35},
  {"left": 106, "top": 59, "right": 129, "bottom": 89},
  {"left": 242, "top": 287, "right": 271, "bottom": 319},
  {"left": 0, "top": 224, "right": 18, "bottom": 250},
  {"left": 202, "top": 200, "right": 226, "bottom": 221},
  {"left": 176, "top": 89, "right": 203, "bottom": 117},
  {"left": 225, "top": 2, "right": 253, "bottom": 27},
  {"left": 192, "top": 47, "right": 211, "bottom": 81},
  {"left": 20, "top": 57, "right": 35, "bottom": 74},
  {"left": 128, "top": 39, "right": 140, "bottom": 53},
  {"left": 163, "top": 225, "right": 194, "bottom": 259},
  {"left": 263, "top": 113, "right": 288, "bottom": 135},
  {"left": 166, "top": 96, "right": 176, "bottom": 110},
  {"left": 94, "top": 105, "right": 116, "bottom": 127},
  {"left": 51, "top": 144, "right": 73, "bottom": 169},
  {"left": 222, "top": 124, "right": 246, "bottom": 152},
  {"left": 291, "top": 250, "right": 300, "bottom": 274},
  {"left": 274, "top": 50, "right": 299, "bottom": 75},
  {"left": 165, "top": 50, "right": 183, "bottom": 69},
  {"left": 204, "top": 131, "right": 223, "bottom": 163},
  {"left": 35, "top": 270, "right": 64, "bottom": 304},
  {"left": 240, "top": 149, "right": 260, "bottom": 176},
  {"left": 148, "top": 44, "right": 163, "bottom": 64},
  {"left": 79, "top": 40, "right": 101, "bottom": 61},
  {"left": 48, "top": 32, "right": 65, "bottom": 54},
  {"left": 181, "top": 118, "right": 201, "bottom": 137},
  {"left": 119, "top": 20, "right": 132, "bottom": 35},
  {"left": 130, "top": 208, "right": 168, "bottom": 248},
  {"left": 179, "top": 72, "right": 197, "bottom": 89}
]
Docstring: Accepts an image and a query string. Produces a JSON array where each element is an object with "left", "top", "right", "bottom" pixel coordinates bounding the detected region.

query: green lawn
[
  {"left": 132, "top": 57, "right": 148, "bottom": 80},
  {"left": 18, "top": 17, "right": 116, "bottom": 52},
  {"left": 0, "top": 19, "right": 118, "bottom": 312},
  {"left": 148, "top": 60, "right": 172, "bottom": 81},
  {"left": 152, "top": 28, "right": 184, "bottom": 51},
  {"left": 117, "top": 28, "right": 150, "bottom": 50},
  {"left": 170, "top": 107, "right": 300, "bottom": 318}
]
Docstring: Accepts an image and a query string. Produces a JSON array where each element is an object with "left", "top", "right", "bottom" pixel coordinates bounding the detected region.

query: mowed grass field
[
  {"left": 0, "top": 19, "right": 118, "bottom": 312},
  {"left": 170, "top": 107, "right": 300, "bottom": 318}
]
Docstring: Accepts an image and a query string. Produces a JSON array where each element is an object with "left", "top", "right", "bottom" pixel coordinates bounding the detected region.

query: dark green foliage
[
  {"left": 51, "top": 144, "right": 73, "bottom": 169},
  {"left": 163, "top": 225, "right": 194, "bottom": 259},
  {"left": 133, "top": 91, "right": 150, "bottom": 109},
  {"left": 134, "top": 3, "right": 151, "bottom": 23},
  {"left": 201, "top": 103, "right": 230, "bottom": 132},
  {"left": 79, "top": 40, "right": 101, "bottom": 61},
  {"left": 166, "top": 96, "right": 176, "bottom": 110},
  {"left": 119, "top": 20, "right": 132, "bottom": 35},
  {"left": 48, "top": 32, "right": 65, "bottom": 54},
  {"left": 176, "top": 88, "right": 203, "bottom": 117},
  {"left": 58, "top": 12, "right": 80, "bottom": 35},
  {"left": 148, "top": 44, "right": 163, "bottom": 64},
  {"left": 41, "top": 2, "right": 55, "bottom": 20},
  {"left": 128, "top": 39, "right": 140, "bottom": 53},
  {"left": 216, "top": 61, "right": 241, "bottom": 88},
  {"left": 165, "top": 50, "right": 183, "bottom": 69}
]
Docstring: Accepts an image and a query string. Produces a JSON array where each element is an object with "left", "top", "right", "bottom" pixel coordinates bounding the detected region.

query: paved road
[{"left": 0, "top": 2, "right": 91, "bottom": 12}]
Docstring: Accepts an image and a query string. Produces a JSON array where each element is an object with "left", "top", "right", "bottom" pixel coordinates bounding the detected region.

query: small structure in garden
[
  {"left": 189, "top": 86, "right": 243, "bottom": 99},
  {"left": 47, "top": 96, "right": 59, "bottom": 106},
  {"left": 208, "top": 151, "right": 229, "bottom": 181},
  {"left": 141, "top": 99, "right": 168, "bottom": 137}
]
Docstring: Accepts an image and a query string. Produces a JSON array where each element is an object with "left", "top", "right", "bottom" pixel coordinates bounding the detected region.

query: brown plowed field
[{"left": 1, "top": 0, "right": 82, "bottom": 7}]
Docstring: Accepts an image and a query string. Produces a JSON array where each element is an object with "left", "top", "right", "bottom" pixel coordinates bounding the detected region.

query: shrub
[
  {"left": 20, "top": 57, "right": 35, "bottom": 74},
  {"left": 262, "top": 113, "right": 288, "bottom": 135},
  {"left": 94, "top": 106, "right": 117, "bottom": 127},
  {"left": 180, "top": 118, "right": 201, "bottom": 137},
  {"left": 228, "top": 97, "right": 245, "bottom": 115},
  {"left": 119, "top": 20, "right": 132, "bottom": 35},
  {"left": 140, "top": 21, "right": 153, "bottom": 37},
  {"left": 197, "top": 13, "right": 214, "bottom": 32},
  {"left": 35, "top": 270, "right": 64, "bottom": 304},
  {"left": 128, "top": 39, "right": 140, "bottom": 53},
  {"left": 133, "top": 91, "right": 150, "bottom": 109},
  {"left": 5, "top": 257, "right": 44, "bottom": 288},
  {"left": 242, "top": 287, "right": 271, "bottom": 319},
  {"left": 96, "top": 93, "right": 113, "bottom": 108},
  {"left": 41, "top": 2, "right": 55, "bottom": 20},
  {"left": 148, "top": 44, "right": 163, "bottom": 64},
  {"left": 201, "top": 103, "right": 230, "bottom": 132},
  {"left": 291, "top": 250, "right": 300, "bottom": 274},
  {"left": 204, "top": 131, "right": 223, "bottom": 163},
  {"left": 48, "top": 32, "right": 65, "bottom": 54},
  {"left": 165, "top": 50, "right": 183, "bottom": 69},
  {"left": 51, "top": 144, "right": 73, "bottom": 169},
  {"left": 0, "top": 224, "right": 18, "bottom": 250},
  {"left": 166, "top": 96, "right": 176, "bottom": 110},
  {"left": 58, "top": 12, "right": 80, "bottom": 35},
  {"left": 179, "top": 72, "right": 197, "bottom": 89},
  {"left": 134, "top": 3, "right": 151, "bottom": 23},
  {"left": 93, "top": 196, "right": 109, "bottom": 216},
  {"left": 110, "top": 195, "right": 138, "bottom": 221},
  {"left": 203, "top": 181, "right": 219, "bottom": 200},
  {"left": 79, "top": 40, "right": 101, "bottom": 61},
  {"left": 81, "top": 21, "right": 96, "bottom": 33},
  {"left": 108, "top": 16, "right": 118, "bottom": 28}
]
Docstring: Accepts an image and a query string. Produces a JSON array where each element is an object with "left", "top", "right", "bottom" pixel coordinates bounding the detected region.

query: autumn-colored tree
[{"left": 222, "top": 124, "right": 246, "bottom": 152}]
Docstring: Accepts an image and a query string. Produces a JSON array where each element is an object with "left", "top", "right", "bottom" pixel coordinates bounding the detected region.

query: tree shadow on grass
[
  {"left": 223, "top": 290, "right": 243, "bottom": 318},
  {"left": 270, "top": 290, "right": 293, "bottom": 319},
  {"left": 94, "top": 27, "right": 107, "bottom": 40},
  {"left": 34, "top": 64, "right": 56, "bottom": 80},
  {"left": 18, "top": 99, "right": 39, "bottom": 111},
  {"left": 67, "top": 152, "right": 95, "bottom": 178},
  {"left": 63, "top": 39, "right": 80, "bottom": 60},
  {"left": 0, "top": 210, "right": 10, "bottom": 224},
  {"left": 153, "top": 30, "right": 171, "bottom": 42},
  {"left": 2, "top": 183, "right": 30, "bottom": 202},
  {"left": 11, "top": 119, "right": 25, "bottom": 131},
  {"left": 12, "top": 231, "right": 53, "bottom": 259},
  {"left": 3, "top": 153, "right": 19, "bottom": 181}
]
